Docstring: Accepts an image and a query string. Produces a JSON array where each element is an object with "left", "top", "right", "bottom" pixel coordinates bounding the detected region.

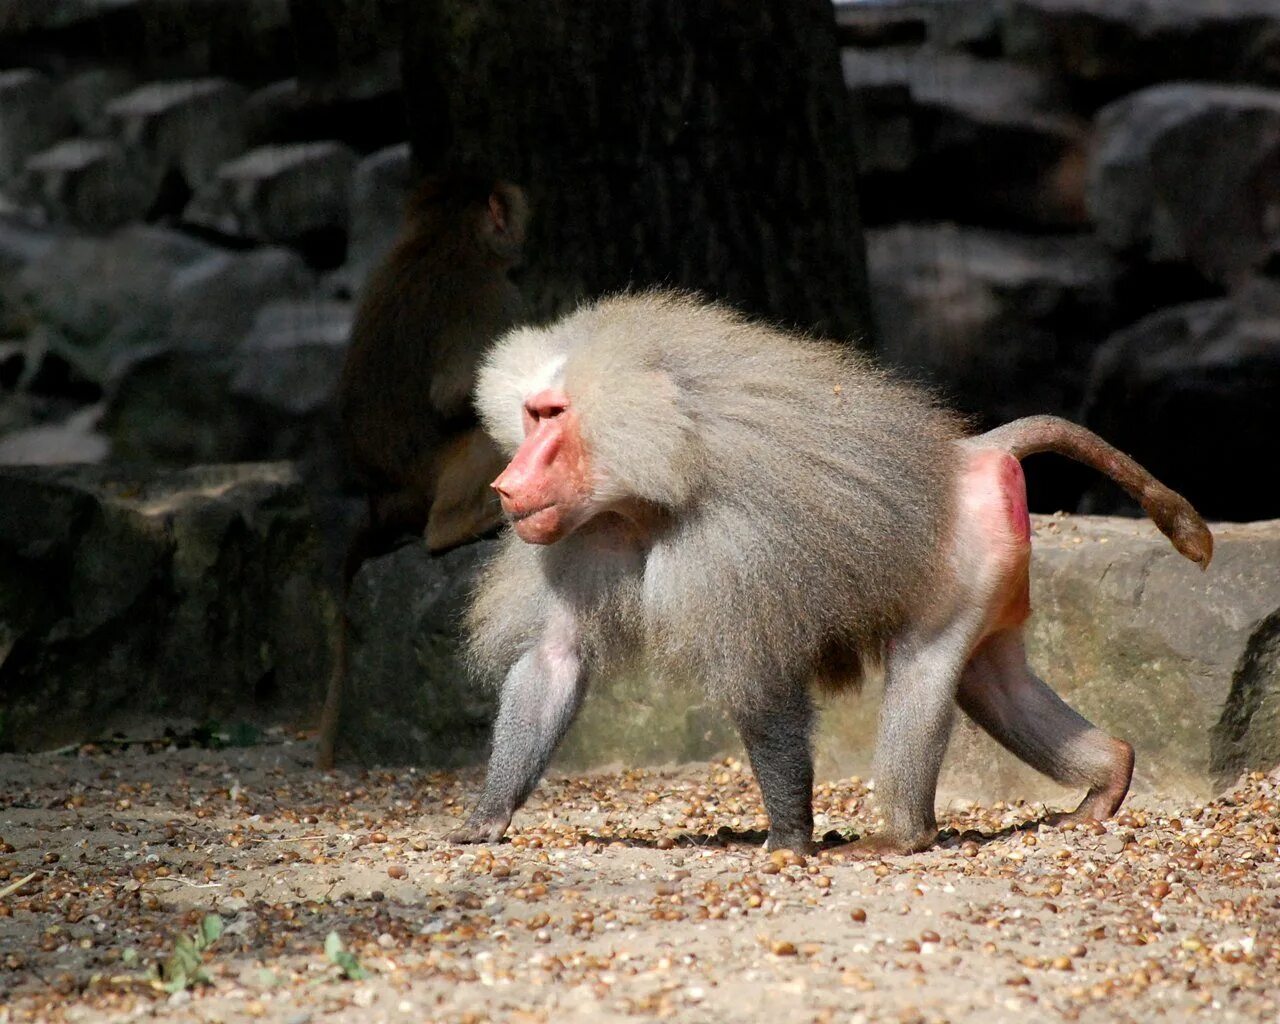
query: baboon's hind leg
[{"left": 956, "top": 629, "right": 1133, "bottom": 822}]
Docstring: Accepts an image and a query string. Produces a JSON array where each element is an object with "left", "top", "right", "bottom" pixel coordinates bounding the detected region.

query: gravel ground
[{"left": 0, "top": 740, "right": 1277, "bottom": 1024}]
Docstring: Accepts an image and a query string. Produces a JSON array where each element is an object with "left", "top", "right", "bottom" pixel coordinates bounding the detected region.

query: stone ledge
[
  {"left": 0, "top": 462, "right": 334, "bottom": 751},
  {"left": 341, "top": 515, "right": 1280, "bottom": 804}
]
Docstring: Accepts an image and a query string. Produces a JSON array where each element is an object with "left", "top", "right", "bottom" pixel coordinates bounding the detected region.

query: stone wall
[
  {"left": 1, "top": 1, "right": 1277, "bottom": 522},
  {"left": 840, "top": 0, "right": 1280, "bottom": 521}
]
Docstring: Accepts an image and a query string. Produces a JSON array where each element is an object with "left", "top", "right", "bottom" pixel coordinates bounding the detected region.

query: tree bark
[{"left": 403, "top": 0, "right": 872, "bottom": 341}]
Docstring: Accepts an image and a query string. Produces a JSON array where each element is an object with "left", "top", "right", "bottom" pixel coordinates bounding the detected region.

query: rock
[
  {"left": 12, "top": 225, "right": 215, "bottom": 375},
  {"left": 185, "top": 142, "right": 356, "bottom": 267},
  {"left": 106, "top": 79, "right": 248, "bottom": 215},
  {"left": 835, "top": 0, "right": 1002, "bottom": 55},
  {"left": 340, "top": 538, "right": 737, "bottom": 769},
  {"left": 22, "top": 139, "right": 153, "bottom": 229},
  {"left": 0, "top": 462, "right": 334, "bottom": 751},
  {"left": 1213, "top": 607, "right": 1280, "bottom": 786},
  {"left": 101, "top": 351, "right": 250, "bottom": 466},
  {"left": 0, "top": 405, "right": 109, "bottom": 465},
  {"left": 0, "top": 216, "right": 56, "bottom": 273},
  {"left": 559, "top": 670, "right": 740, "bottom": 773},
  {"left": 1005, "top": 0, "right": 1280, "bottom": 104},
  {"left": 229, "top": 300, "right": 352, "bottom": 418},
  {"left": 0, "top": 2, "right": 294, "bottom": 84},
  {"left": 333, "top": 515, "right": 1280, "bottom": 797},
  {"left": 11, "top": 231, "right": 319, "bottom": 470},
  {"left": 867, "top": 223, "right": 1118, "bottom": 425},
  {"left": 340, "top": 540, "right": 497, "bottom": 767},
  {"left": 169, "top": 247, "right": 316, "bottom": 355},
  {"left": 346, "top": 143, "right": 411, "bottom": 289},
  {"left": 12, "top": 224, "right": 315, "bottom": 390},
  {"left": 0, "top": 69, "right": 71, "bottom": 183},
  {"left": 1080, "top": 279, "right": 1280, "bottom": 523},
  {"left": 104, "top": 295, "right": 346, "bottom": 470},
  {"left": 57, "top": 68, "right": 136, "bottom": 136},
  {"left": 229, "top": 299, "right": 353, "bottom": 520},
  {"left": 1088, "top": 83, "right": 1280, "bottom": 286},
  {"left": 1024, "top": 515, "right": 1280, "bottom": 794},
  {"left": 243, "top": 77, "right": 407, "bottom": 156},
  {"left": 844, "top": 48, "right": 1088, "bottom": 228}
]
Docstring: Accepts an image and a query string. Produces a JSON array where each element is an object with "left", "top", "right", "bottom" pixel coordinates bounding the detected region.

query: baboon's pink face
[{"left": 491, "top": 389, "right": 593, "bottom": 544}]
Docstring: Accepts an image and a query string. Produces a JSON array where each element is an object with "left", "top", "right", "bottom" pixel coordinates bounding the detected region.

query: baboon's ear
[{"left": 482, "top": 183, "right": 528, "bottom": 261}]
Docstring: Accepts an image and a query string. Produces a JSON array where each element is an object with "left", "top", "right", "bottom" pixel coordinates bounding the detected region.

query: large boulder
[
  {"left": 339, "top": 539, "right": 737, "bottom": 770},
  {"left": 339, "top": 541, "right": 496, "bottom": 768},
  {"left": 4, "top": 226, "right": 319, "bottom": 465},
  {"left": 0, "top": 69, "right": 72, "bottom": 184},
  {"left": 867, "top": 223, "right": 1118, "bottom": 425},
  {"left": 1005, "top": 0, "right": 1280, "bottom": 105},
  {"left": 21, "top": 138, "right": 153, "bottom": 229},
  {"left": 103, "top": 292, "right": 341, "bottom": 469},
  {"left": 1024, "top": 516, "right": 1280, "bottom": 794},
  {"left": 1087, "top": 83, "right": 1280, "bottom": 286},
  {"left": 345, "top": 143, "right": 411, "bottom": 291},
  {"left": 821, "top": 520, "right": 1280, "bottom": 801},
  {"left": 0, "top": 462, "right": 335, "bottom": 752},
  {"left": 10, "top": 225, "right": 215, "bottom": 369},
  {"left": 336, "top": 515, "right": 1280, "bottom": 801},
  {"left": 103, "top": 298, "right": 352, "bottom": 579},
  {"left": 185, "top": 142, "right": 356, "bottom": 267},
  {"left": 844, "top": 48, "right": 1088, "bottom": 229},
  {"left": 105, "top": 79, "right": 249, "bottom": 216},
  {"left": 1079, "top": 279, "right": 1280, "bottom": 523}
]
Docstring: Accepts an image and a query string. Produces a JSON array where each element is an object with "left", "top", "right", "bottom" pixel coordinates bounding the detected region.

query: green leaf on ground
[
  {"left": 147, "top": 914, "right": 225, "bottom": 993},
  {"left": 324, "top": 931, "right": 368, "bottom": 981},
  {"left": 197, "top": 913, "right": 224, "bottom": 950}
]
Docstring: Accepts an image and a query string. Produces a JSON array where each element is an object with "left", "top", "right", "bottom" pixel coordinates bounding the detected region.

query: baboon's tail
[{"left": 976, "top": 415, "right": 1213, "bottom": 569}]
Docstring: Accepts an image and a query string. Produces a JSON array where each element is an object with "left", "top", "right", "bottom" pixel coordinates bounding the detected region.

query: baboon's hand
[{"left": 444, "top": 814, "right": 510, "bottom": 844}]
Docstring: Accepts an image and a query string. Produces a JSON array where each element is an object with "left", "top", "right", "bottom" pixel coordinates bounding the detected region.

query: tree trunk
[{"left": 403, "top": 0, "right": 872, "bottom": 341}]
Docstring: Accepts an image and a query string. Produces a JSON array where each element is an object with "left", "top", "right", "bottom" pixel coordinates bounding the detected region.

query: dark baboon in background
[
  {"left": 449, "top": 292, "right": 1212, "bottom": 854},
  {"left": 316, "top": 175, "right": 528, "bottom": 769}
]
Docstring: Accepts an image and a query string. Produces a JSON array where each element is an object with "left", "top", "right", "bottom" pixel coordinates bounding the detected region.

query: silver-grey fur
[
  {"left": 451, "top": 289, "right": 1211, "bottom": 854},
  {"left": 470, "top": 291, "right": 964, "bottom": 711}
]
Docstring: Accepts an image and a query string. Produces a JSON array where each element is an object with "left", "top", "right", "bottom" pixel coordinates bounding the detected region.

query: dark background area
[{"left": 2, "top": 0, "right": 1277, "bottom": 525}]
